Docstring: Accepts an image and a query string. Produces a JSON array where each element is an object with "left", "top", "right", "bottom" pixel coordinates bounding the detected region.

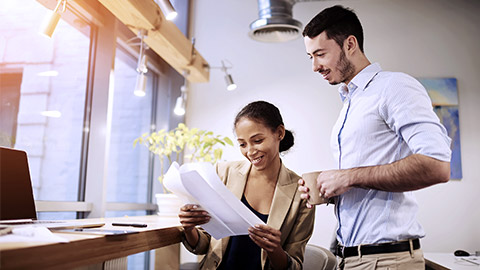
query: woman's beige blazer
[{"left": 182, "top": 160, "right": 315, "bottom": 269}]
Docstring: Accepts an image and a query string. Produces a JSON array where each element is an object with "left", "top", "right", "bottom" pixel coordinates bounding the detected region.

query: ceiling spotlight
[
  {"left": 137, "top": 52, "right": 148, "bottom": 74},
  {"left": 221, "top": 60, "right": 237, "bottom": 91},
  {"left": 204, "top": 59, "right": 238, "bottom": 91},
  {"left": 157, "top": 0, "right": 177, "bottom": 21},
  {"left": 134, "top": 73, "right": 147, "bottom": 97},
  {"left": 40, "top": 0, "right": 67, "bottom": 38},
  {"left": 225, "top": 73, "right": 237, "bottom": 91},
  {"left": 174, "top": 82, "right": 187, "bottom": 116},
  {"left": 136, "top": 30, "right": 148, "bottom": 74},
  {"left": 129, "top": 29, "right": 149, "bottom": 97},
  {"left": 174, "top": 96, "right": 185, "bottom": 116}
]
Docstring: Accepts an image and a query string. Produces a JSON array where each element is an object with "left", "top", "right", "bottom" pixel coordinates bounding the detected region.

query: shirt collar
[{"left": 338, "top": 63, "right": 382, "bottom": 100}]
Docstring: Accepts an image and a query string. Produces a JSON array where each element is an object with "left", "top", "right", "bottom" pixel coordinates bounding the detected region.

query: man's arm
[
  {"left": 318, "top": 154, "right": 450, "bottom": 198},
  {"left": 351, "top": 154, "right": 450, "bottom": 191}
]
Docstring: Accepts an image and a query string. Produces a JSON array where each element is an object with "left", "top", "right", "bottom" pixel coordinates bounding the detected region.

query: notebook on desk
[{"left": 0, "top": 146, "right": 104, "bottom": 229}]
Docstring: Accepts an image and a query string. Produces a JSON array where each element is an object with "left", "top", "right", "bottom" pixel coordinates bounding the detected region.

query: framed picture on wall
[{"left": 418, "top": 78, "right": 462, "bottom": 180}]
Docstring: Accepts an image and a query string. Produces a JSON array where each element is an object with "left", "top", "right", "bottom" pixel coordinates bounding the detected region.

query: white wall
[{"left": 187, "top": 0, "right": 480, "bottom": 253}]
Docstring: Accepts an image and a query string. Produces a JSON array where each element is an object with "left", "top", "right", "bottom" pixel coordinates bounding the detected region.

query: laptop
[{"left": 0, "top": 146, "right": 104, "bottom": 229}]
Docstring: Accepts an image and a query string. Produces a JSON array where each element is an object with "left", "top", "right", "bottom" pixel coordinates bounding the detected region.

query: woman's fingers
[
  {"left": 248, "top": 224, "right": 281, "bottom": 252},
  {"left": 248, "top": 232, "right": 277, "bottom": 252},
  {"left": 179, "top": 215, "right": 210, "bottom": 223},
  {"left": 180, "top": 204, "right": 200, "bottom": 211},
  {"left": 178, "top": 204, "right": 210, "bottom": 227},
  {"left": 178, "top": 209, "right": 209, "bottom": 218}
]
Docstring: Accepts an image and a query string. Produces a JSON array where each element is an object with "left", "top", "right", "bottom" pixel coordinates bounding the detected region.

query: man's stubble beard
[{"left": 330, "top": 49, "right": 355, "bottom": 85}]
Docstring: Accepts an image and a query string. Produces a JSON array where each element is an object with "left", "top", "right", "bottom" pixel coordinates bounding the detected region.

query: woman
[{"left": 179, "top": 101, "right": 315, "bottom": 269}]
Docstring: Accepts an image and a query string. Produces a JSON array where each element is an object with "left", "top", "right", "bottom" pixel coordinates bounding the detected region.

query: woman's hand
[
  {"left": 249, "top": 224, "right": 288, "bottom": 269},
  {"left": 178, "top": 204, "right": 210, "bottom": 232},
  {"left": 248, "top": 224, "right": 282, "bottom": 253},
  {"left": 178, "top": 204, "right": 210, "bottom": 248},
  {"left": 297, "top": 178, "right": 314, "bottom": 209}
]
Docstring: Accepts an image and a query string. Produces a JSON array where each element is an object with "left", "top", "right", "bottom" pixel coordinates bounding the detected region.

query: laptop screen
[{"left": 0, "top": 147, "right": 37, "bottom": 220}]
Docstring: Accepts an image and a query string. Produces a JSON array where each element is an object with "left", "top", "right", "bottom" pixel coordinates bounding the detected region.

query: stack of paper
[{"left": 163, "top": 162, "right": 265, "bottom": 239}]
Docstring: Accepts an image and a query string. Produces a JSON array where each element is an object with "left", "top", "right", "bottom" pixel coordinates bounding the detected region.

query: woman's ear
[{"left": 276, "top": 125, "right": 285, "bottom": 141}]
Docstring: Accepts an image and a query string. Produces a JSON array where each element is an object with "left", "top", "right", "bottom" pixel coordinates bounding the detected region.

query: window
[
  {"left": 106, "top": 45, "right": 157, "bottom": 204},
  {"left": 0, "top": 1, "right": 91, "bottom": 209}
]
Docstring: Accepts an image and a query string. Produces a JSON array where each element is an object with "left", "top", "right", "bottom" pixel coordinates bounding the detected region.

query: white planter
[{"left": 155, "top": 193, "right": 183, "bottom": 215}]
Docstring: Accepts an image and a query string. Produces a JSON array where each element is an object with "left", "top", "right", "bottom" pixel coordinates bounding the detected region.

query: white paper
[
  {"left": 163, "top": 162, "right": 265, "bottom": 239},
  {"left": 0, "top": 227, "right": 69, "bottom": 243}
]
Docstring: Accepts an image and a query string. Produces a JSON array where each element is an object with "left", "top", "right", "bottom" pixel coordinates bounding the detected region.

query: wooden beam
[
  {"left": 97, "top": 0, "right": 209, "bottom": 82},
  {"left": 37, "top": 0, "right": 107, "bottom": 37}
]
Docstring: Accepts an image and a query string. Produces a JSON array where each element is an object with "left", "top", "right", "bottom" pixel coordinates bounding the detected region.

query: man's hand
[
  {"left": 315, "top": 169, "right": 352, "bottom": 199},
  {"left": 298, "top": 170, "right": 351, "bottom": 207}
]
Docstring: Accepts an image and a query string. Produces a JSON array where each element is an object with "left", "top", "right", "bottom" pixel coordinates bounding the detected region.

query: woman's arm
[{"left": 179, "top": 204, "right": 211, "bottom": 254}]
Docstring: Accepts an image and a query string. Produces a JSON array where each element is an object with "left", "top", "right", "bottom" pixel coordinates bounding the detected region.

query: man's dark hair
[
  {"left": 303, "top": 5, "right": 364, "bottom": 52},
  {"left": 234, "top": 101, "right": 294, "bottom": 153}
]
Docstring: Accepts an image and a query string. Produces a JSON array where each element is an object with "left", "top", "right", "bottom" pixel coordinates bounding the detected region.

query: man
[{"left": 298, "top": 5, "right": 452, "bottom": 270}]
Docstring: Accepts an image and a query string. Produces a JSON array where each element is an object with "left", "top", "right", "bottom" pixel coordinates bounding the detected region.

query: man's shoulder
[
  {"left": 372, "top": 70, "right": 424, "bottom": 94},
  {"left": 375, "top": 69, "right": 416, "bottom": 82}
]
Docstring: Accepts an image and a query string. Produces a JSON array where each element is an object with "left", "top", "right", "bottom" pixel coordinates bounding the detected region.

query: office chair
[
  {"left": 179, "top": 262, "right": 199, "bottom": 270},
  {"left": 303, "top": 244, "right": 337, "bottom": 270}
]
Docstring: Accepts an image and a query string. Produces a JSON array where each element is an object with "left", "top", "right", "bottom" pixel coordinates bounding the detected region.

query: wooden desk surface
[{"left": 0, "top": 215, "right": 183, "bottom": 270}]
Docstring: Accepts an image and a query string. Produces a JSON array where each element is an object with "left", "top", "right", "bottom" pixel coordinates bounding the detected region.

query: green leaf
[
  {"left": 214, "top": 138, "right": 225, "bottom": 146},
  {"left": 134, "top": 124, "right": 234, "bottom": 189},
  {"left": 214, "top": 148, "right": 223, "bottom": 160},
  {"left": 224, "top": 137, "right": 234, "bottom": 146}
]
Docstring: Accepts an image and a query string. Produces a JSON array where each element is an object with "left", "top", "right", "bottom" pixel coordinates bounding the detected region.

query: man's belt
[{"left": 336, "top": 239, "right": 420, "bottom": 258}]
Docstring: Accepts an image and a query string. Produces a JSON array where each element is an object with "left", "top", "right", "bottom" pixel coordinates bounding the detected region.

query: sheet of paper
[
  {"left": 163, "top": 162, "right": 196, "bottom": 204},
  {"left": 163, "top": 162, "right": 265, "bottom": 239},
  {"left": 0, "top": 227, "right": 69, "bottom": 243},
  {"left": 181, "top": 163, "right": 266, "bottom": 227}
]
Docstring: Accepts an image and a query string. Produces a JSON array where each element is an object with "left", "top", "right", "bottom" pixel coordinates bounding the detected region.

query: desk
[
  {"left": 0, "top": 215, "right": 183, "bottom": 270},
  {"left": 425, "top": 253, "right": 480, "bottom": 270}
]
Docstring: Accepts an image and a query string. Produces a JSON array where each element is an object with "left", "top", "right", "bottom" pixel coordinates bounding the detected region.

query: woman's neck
[{"left": 251, "top": 156, "right": 281, "bottom": 183}]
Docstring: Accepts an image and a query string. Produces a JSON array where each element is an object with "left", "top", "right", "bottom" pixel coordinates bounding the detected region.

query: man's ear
[{"left": 344, "top": 35, "right": 358, "bottom": 55}]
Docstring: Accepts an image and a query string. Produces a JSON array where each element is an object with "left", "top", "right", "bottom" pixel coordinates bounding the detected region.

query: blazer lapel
[
  {"left": 266, "top": 162, "right": 297, "bottom": 232},
  {"left": 261, "top": 162, "right": 298, "bottom": 267},
  {"left": 225, "top": 161, "right": 250, "bottom": 200}
]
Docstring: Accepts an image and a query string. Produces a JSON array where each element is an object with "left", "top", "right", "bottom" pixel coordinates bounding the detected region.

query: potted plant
[{"left": 134, "top": 123, "right": 233, "bottom": 213}]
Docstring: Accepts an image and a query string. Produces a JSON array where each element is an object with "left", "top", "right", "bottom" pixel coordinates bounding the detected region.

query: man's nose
[{"left": 312, "top": 59, "right": 322, "bottom": 72}]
